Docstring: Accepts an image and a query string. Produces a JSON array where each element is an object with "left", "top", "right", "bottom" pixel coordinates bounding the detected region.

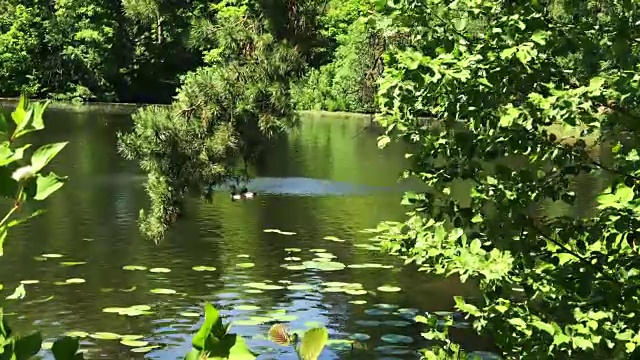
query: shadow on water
[{"left": 0, "top": 105, "right": 609, "bottom": 359}]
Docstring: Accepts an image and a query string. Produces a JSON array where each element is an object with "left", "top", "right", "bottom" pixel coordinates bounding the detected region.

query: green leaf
[
  {"left": 192, "top": 304, "right": 225, "bottom": 350},
  {"left": 0, "top": 144, "right": 30, "bottom": 167},
  {"left": 477, "top": 78, "right": 493, "bottom": 88},
  {"left": 499, "top": 47, "right": 517, "bottom": 59},
  {"left": 531, "top": 321, "right": 555, "bottom": 335},
  {"left": 14, "top": 331, "right": 42, "bottom": 359},
  {"left": 52, "top": 336, "right": 80, "bottom": 359},
  {"left": 34, "top": 173, "right": 67, "bottom": 200},
  {"left": 572, "top": 336, "right": 593, "bottom": 350},
  {"left": 454, "top": 296, "right": 480, "bottom": 317},
  {"left": 531, "top": 30, "right": 548, "bottom": 45},
  {"left": 299, "top": 328, "right": 328, "bottom": 360},
  {"left": 31, "top": 143, "right": 68, "bottom": 173},
  {"left": 508, "top": 318, "right": 526, "bottom": 328},
  {"left": 13, "top": 100, "right": 49, "bottom": 139},
  {"left": 454, "top": 18, "right": 467, "bottom": 31},
  {"left": 377, "top": 135, "right": 391, "bottom": 149},
  {"left": 6, "top": 284, "right": 26, "bottom": 300},
  {"left": 499, "top": 105, "right": 521, "bottom": 127},
  {"left": 11, "top": 96, "right": 29, "bottom": 126},
  {"left": 0, "top": 226, "right": 6, "bottom": 257}
]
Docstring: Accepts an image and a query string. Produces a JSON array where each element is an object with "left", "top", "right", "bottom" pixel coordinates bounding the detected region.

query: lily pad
[
  {"left": 149, "top": 267, "right": 171, "bottom": 273},
  {"left": 123, "top": 265, "right": 147, "bottom": 271},
  {"left": 315, "top": 253, "right": 336, "bottom": 259},
  {"left": 287, "top": 284, "right": 314, "bottom": 291},
  {"left": 303, "top": 260, "right": 346, "bottom": 271},
  {"left": 381, "top": 334, "right": 414, "bottom": 344},
  {"left": 90, "top": 332, "right": 121, "bottom": 340},
  {"left": 284, "top": 257, "right": 301, "bottom": 261},
  {"left": 192, "top": 266, "right": 217, "bottom": 272},
  {"left": 384, "top": 320, "right": 411, "bottom": 327},
  {"left": 65, "top": 278, "right": 86, "bottom": 284},
  {"left": 61, "top": 261, "right": 87, "bottom": 266},
  {"left": 41, "top": 253, "right": 63, "bottom": 258},
  {"left": 348, "top": 263, "right": 393, "bottom": 269},
  {"left": 365, "top": 308, "right": 390, "bottom": 316},
  {"left": 263, "top": 229, "right": 297, "bottom": 236},
  {"left": 243, "top": 282, "right": 284, "bottom": 291},
  {"left": 121, "top": 339, "right": 149, "bottom": 347},
  {"left": 20, "top": 280, "right": 39, "bottom": 285},
  {"left": 236, "top": 305, "right": 260, "bottom": 311},
  {"left": 284, "top": 248, "right": 302, "bottom": 252},
  {"left": 283, "top": 264, "right": 306, "bottom": 270},
  {"left": 65, "top": 331, "right": 89, "bottom": 338},
  {"left": 236, "top": 262, "right": 255, "bottom": 269},
  {"left": 150, "top": 288, "right": 177, "bottom": 295},
  {"left": 355, "top": 320, "right": 382, "bottom": 327},
  {"left": 377, "top": 285, "right": 401, "bottom": 293},
  {"left": 237, "top": 254, "right": 251, "bottom": 258},
  {"left": 376, "top": 304, "right": 399, "bottom": 310},
  {"left": 349, "top": 300, "right": 367, "bottom": 305},
  {"left": 309, "top": 248, "right": 327, "bottom": 253},
  {"left": 323, "top": 236, "right": 346, "bottom": 242},
  {"left": 179, "top": 312, "right": 201, "bottom": 317},
  {"left": 375, "top": 345, "right": 412, "bottom": 355},
  {"left": 130, "top": 345, "right": 160, "bottom": 353},
  {"left": 345, "top": 289, "right": 367, "bottom": 296},
  {"left": 102, "top": 305, "right": 152, "bottom": 317},
  {"left": 350, "top": 333, "right": 371, "bottom": 341}
]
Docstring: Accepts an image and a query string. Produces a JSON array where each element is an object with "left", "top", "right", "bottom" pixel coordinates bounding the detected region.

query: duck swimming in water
[
  {"left": 230, "top": 185, "right": 243, "bottom": 201},
  {"left": 240, "top": 187, "right": 256, "bottom": 199}
]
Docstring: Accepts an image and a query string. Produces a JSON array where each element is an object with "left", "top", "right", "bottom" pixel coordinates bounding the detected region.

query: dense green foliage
[
  {"left": 184, "top": 303, "right": 329, "bottom": 360},
  {"left": 118, "top": 0, "right": 324, "bottom": 241},
  {"left": 370, "top": 0, "right": 640, "bottom": 358},
  {"left": 0, "top": 0, "right": 209, "bottom": 102},
  {"left": 0, "top": 0, "right": 379, "bottom": 109},
  {"left": 291, "top": 0, "right": 384, "bottom": 113},
  {"left": 0, "top": 96, "right": 85, "bottom": 359}
]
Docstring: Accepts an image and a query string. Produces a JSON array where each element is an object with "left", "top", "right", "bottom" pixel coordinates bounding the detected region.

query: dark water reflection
[{"left": 0, "top": 109, "right": 479, "bottom": 359}]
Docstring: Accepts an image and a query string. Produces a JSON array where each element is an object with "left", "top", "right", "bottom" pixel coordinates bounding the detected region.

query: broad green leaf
[
  {"left": 6, "top": 284, "right": 26, "bottom": 300},
  {"left": 13, "top": 100, "right": 49, "bottom": 139},
  {"left": 33, "top": 173, "right": 67, "bottom": 200},
  {"left": 31, "top": 143, "right": 68, "bottom": 173},
  {"left": 377, "top": 135, "right": 391, "bottom": 148},
  {"left": 14, "top": 331, "right": 42, "bottom": 359},
  {"left": 499, "top": 105, "right": 521, "bottom": 127},
  {"left": 508, "top": 318, "right": 526, "bottom": 329},
  {"left": 52, "top": 336, "right": 80, "bottom": 359},
  {"left": 192, "top": 304, "right": 225, "bottom": 350},
  {"left": 531, "top": 320, "right": 555, "bottom": 335},
  {"left": 11, "top": 96, "right": 29, "bottom": 126},
  {"left": 299, "top": 328, "right": 328, "bottom": 360},
  {"left": 531, "top": 30, "right": 548, "bottom": 45},
  {"left": 0, "top": 144, "right": 30, "bottom": 167},
  {"left": 454, "top": 296, "right": 480, "bottom": 317},
  {"left": 454, "top": 17, "right": 467, "bottom": 31}
]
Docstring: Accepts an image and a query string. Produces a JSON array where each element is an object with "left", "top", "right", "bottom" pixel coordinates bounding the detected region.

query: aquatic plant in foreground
[{"left": 0, "top": 96, "right": 83, "bottom": 359}]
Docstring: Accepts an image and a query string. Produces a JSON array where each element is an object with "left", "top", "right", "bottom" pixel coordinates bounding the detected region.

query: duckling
[{"left": 240, "top": 187, "right": 256, "bottom": 199}]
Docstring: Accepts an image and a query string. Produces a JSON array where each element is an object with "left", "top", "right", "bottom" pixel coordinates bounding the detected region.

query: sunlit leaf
[{"left": 268, "top": 323, "right": 292, "bottom": 346}]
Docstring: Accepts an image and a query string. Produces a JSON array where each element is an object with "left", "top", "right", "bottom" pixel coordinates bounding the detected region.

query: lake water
[{"left": 0, "top": 108, "right": 486, "bottom": 359}]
